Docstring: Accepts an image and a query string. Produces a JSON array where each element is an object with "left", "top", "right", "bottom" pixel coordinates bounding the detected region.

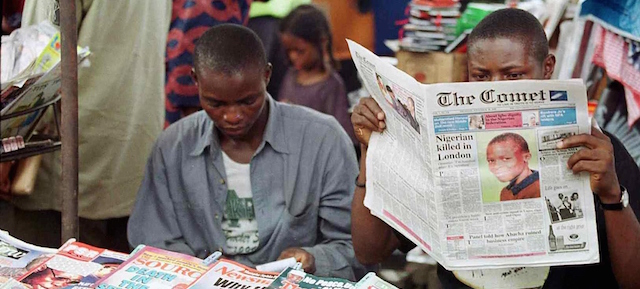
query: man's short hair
[
  {"left": 489, "top": 132, "right": 530, "bottom": 153},
  {"left": 193, "top": 24, "right": 267, "bottom": 75},
  {"left": 468, "top": 8, "right": 548, "bottom": 62}
]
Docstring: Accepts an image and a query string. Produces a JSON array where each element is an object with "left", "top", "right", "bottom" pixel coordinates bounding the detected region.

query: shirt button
[
  {"left": 219, "top": 179, "right": 225, "bottom": 184},
  {"left": 214, "top": 214, "right": 219, "bottom": 219}
]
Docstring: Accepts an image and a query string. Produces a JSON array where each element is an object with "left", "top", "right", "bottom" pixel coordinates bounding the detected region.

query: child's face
[
  {"left": 468, "top": 38, "right": 554, "bottom": 82},
  {"left": 281, "top": 33, "right": 322, "bottom": 71},
  {"left": 487, "top": 140, "right": 531, "bottom": 182}
]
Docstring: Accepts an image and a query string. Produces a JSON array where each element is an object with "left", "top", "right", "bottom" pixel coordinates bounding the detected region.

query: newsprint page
[{"left": 347, "top": 40, "right": 599, "bottom": 271}]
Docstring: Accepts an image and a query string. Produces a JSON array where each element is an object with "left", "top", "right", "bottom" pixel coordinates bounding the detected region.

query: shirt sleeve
[
  {"left": 127, "top": 142, "right": 195, "bottom": 255},
  {"left": 301, "top": 128, "right": 366, "bottom": 280}
]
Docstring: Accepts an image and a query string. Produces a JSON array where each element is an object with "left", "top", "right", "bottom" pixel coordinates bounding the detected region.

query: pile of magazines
[
  {"left": 0, "top": 230, "right": 399, "bottom": 289},
  {"left": 400, "top": 0, "right": 461, "bottom": 52},
  {"left": 1, "top": 22, "right": 90, "bottom": 152}
]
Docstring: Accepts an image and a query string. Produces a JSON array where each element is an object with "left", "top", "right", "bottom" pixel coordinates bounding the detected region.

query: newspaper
[
  {"left": 0, "top": 278, "right": 27, "bottom": 289},
  {"left": 354, "top": 273, "right": 398, "bottom": 289},
  {"left": 188, "top": 259, "right": 278, "bottom": 289},
  {"left": 347, "top": 40, "right": 599, "bottom": 270},
  {"left": 94, "top": 246, "right": 209, "bottom": 289},
  {"left": 266, "top": 268, "right": 355, "bottom": 289},
  {"left": 0, "top": 231, "right": 57, "bottom": 280},
  {"left": 16, "top": 240, "right": 129, "bottom": 289}
]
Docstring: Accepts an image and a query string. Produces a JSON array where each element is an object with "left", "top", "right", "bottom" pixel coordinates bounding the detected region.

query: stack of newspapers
[
  {"left": 0, "top": 230, "right": 399, "bottom": 289},
  {"left": 1, "top": 23, "right": 90, "bottom": 152},
  {"left": 400, "top": 0, "right": 461, "bottom": 52}
]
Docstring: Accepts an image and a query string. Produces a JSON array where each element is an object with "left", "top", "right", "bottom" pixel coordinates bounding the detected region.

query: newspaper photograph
[{"left": 347, "top": 39, "right": 598, "bottom": 270}]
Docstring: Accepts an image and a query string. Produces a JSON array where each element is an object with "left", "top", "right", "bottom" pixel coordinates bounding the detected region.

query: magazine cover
[
  {"left": 94, "top": 246, "right": 208, "bottom": 289},
  {"left": 16, "top": 240, "right": 128, "bottom": 289},
  {"left": 188, "top": 259, "right": 278, "bottom": 289},
  {"left": 0, "top": 231, "right": 57, "bottom": 280},
  {"left": 267, "top": 268, "right": 355, "bottom": 289}
]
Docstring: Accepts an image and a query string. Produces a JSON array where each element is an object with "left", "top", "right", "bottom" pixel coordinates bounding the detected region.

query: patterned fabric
[
  {"left": 592, "top": 26, "right": 640, "bottom": 126},
  {"left": 165, "top": 0, "right": 252, "bottom": 127}
]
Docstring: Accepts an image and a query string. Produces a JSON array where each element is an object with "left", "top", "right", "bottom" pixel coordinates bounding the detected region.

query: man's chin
[{"left": 221, "top": 127, "right": 249, "bottom": 139}]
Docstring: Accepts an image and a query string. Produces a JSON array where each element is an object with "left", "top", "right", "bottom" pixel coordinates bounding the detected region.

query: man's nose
[{"left": 223, "top": 107, "right": 242, "bottom": 124}]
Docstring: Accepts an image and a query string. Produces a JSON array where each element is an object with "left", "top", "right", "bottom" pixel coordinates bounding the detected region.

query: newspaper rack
[{"left": 0, "top": 95, "right": 62, "bottom": 163}]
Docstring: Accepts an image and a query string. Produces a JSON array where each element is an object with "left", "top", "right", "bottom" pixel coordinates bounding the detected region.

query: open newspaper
[
  {"left": 188, "top": 259, "right": 278, "bottom": 289},
  {"left": 347, "top": 40, "right": 598, "bottom": 270},
  {"left": 15, "top": 240, "right": 128, "bottom": 289},
  {"left": 94, "top": 246, "right": 209, "bottom": 289}
]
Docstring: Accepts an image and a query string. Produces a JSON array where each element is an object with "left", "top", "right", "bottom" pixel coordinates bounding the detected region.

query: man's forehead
[{"left": 468, "top": 37, "right": 531, "bottom": 63}]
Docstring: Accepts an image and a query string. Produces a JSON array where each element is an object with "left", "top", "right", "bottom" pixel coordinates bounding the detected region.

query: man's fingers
[
  {"left": 351, "top": 112, "right": 379, "bottom": 132},
  {"left": 566, "top": 148, "right": 607, "bottom": 169},
  {"left": 570, "top": 159, "right": 608, "bottom": 176},
  {"left": 355, "top": 105, "right": 382, "bottom": 130},
  {"left": 557, "top": 134, "right": 608, "bottom": 150}
]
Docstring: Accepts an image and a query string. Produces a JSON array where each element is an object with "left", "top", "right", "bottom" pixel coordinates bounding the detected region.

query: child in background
[{"left": 278, "top": 5, "right": 356, "bottom": 144}]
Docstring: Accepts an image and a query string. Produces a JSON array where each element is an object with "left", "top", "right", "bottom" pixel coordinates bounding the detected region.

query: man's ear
[
  {"left": 191, "top": 68, "right": 199, "bottom": 86},
  {"left": 543, "top": 54, "right": 556, "bottom": 79},
  {"left": 523, "top": 152, "right": 532, "bottom": 162},
  {"left": 264, "top": 63, "right": 273, "bottom": 86}
]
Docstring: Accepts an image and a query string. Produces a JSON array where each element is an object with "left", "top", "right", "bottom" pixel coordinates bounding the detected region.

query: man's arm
[
  {"left": 558, "top": 123, "right": 640, "bottom": 289},
  {"left": 281, "top": 128, "right": 365, "bottom": 280},
  {"left": 127, "top": 143, "right": 194, "bottom": 255},
  {"left": 349, "top": 97, "right": 410, "bottom": 265},
  {"left": 351, "top": 145, "right": 403, "bottom": 265}
]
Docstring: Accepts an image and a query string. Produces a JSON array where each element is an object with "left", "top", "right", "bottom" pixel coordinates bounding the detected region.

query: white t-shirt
[{"left": 220, "top": 151, "right": 259, "bottom": 255}]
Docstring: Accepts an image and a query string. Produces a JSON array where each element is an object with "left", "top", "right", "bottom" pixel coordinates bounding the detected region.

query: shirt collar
[
  {"left": 189, "top": 93, "right": 289, "bottom": 156},
  {"left": 506, "top": 170, "right": 539, "bottom": 195}
]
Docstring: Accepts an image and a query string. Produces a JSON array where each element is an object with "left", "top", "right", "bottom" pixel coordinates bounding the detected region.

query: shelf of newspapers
[{"left": 0, "top": 230, "right": 402, "bottom": 289}]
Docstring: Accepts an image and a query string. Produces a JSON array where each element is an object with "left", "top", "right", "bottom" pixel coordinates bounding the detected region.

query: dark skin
[
  {"left": 351, "top": 38, "right": 640, "bottom": 288},
  {"left": 191, "top": 64, "right": 316, "bottom": 273}
]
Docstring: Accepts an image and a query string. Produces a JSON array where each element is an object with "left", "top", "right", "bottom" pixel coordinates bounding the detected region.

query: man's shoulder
[
  {"left": 277, "top": 102, "right": 345, "bottom": 137},
  {"left": 155, "top": 111, "right": 211, "bottom": 151}
]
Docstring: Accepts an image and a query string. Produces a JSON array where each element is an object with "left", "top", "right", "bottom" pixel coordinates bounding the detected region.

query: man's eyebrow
[
  {"left": 470, "top": 67, "right": 489, "bottom": 72},
  {"left": 499, "top": 65, "right": 526, "bottom": 72}
]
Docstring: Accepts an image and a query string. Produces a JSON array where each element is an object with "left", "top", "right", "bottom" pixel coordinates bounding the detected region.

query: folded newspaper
[{"left": 347, "top": 40, "right": 598, "bottom": 270}]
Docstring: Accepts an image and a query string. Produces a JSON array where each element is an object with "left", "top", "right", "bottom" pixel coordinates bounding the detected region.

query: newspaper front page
[{"left": 347, "top": 40, "right": 599, "bottom": 270}]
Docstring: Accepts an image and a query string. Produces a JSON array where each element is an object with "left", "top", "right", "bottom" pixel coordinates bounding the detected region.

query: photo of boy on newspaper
[{"left": 479, "top": 131, "right": 540, "bottom": 203}]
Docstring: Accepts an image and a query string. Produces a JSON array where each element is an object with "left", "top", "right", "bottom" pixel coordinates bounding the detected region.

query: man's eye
[
  {"left": 241, "top": 97, "right": 256, "bottom": 105},
  {"left": 506, "top": 73, "right": 524, "bottom": 79},
  {"left": 474, "top": 74, "right": 489, "bottom": 81},
  {"left": 207, "top": 101, "right": 223, "bottom": 108}
]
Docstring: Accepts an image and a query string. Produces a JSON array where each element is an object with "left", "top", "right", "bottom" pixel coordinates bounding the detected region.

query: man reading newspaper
[
  {"left": 350, "top": 9, "right": 640, "bottom": 289},
  {"left": 128, "top": 24, "right": 365, "bottom": 280}
]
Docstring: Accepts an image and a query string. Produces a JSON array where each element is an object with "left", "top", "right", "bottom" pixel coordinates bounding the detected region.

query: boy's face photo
[{"left": 486, "top": 139, "right": 531, "bottom": 183}]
